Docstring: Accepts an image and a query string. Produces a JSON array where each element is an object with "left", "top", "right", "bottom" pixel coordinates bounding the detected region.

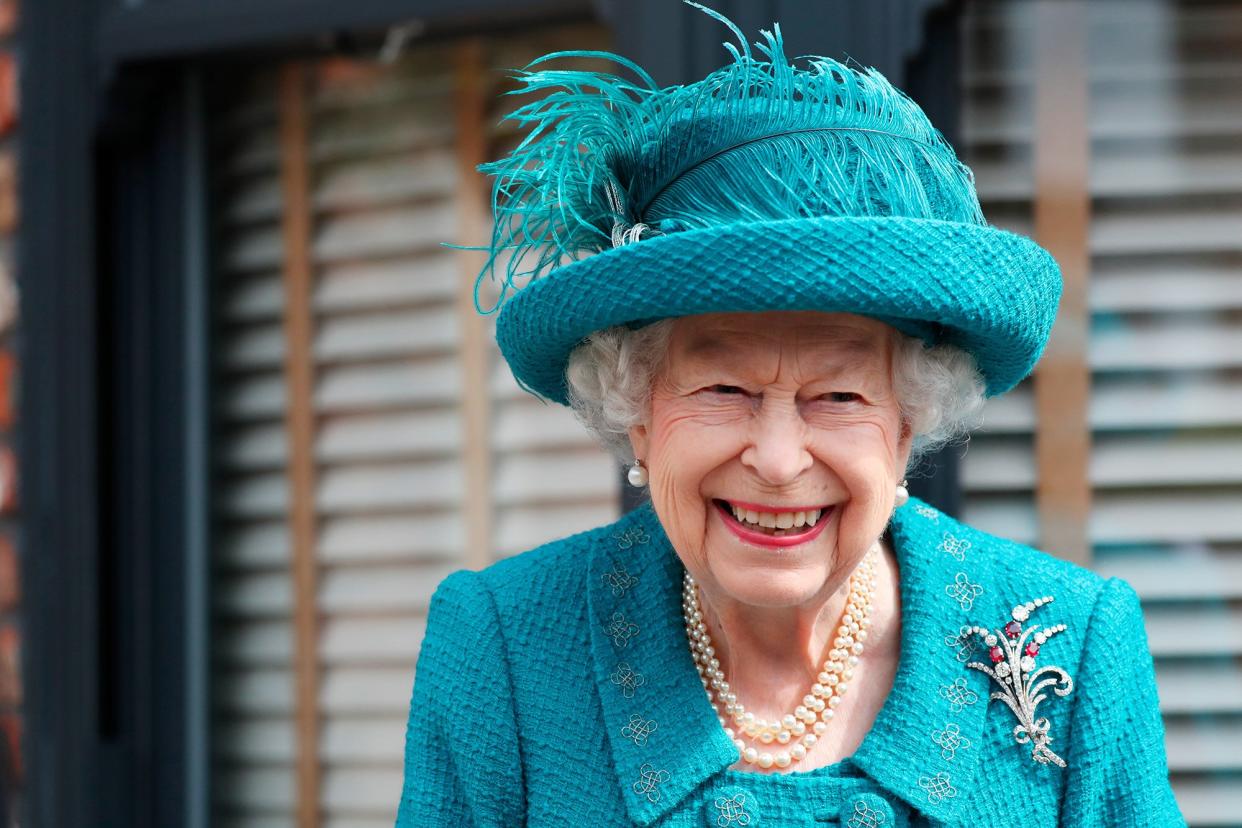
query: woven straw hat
[{"left": 470, "top": 2, "right": 1062, "bottom": 405}]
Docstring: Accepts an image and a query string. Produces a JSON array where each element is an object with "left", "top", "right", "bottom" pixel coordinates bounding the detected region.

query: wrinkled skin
[{"left": 628, "top": 310, "right": 910, "bottom": 771}]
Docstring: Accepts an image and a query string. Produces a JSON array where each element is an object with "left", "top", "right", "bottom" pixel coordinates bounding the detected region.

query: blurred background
[{"left": 1, "top": 0, "right": 1240, "bottom": 825}]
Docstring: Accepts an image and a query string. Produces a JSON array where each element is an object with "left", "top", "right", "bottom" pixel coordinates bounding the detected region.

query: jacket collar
[
  {"left": 587, "top": 503, "right": 738, "bottom": 825},
  {"left": 587, "top": 499, "right": 994, "bottom": 825},
  {"left": 848, "top": 500, "right": 992, "bottom": 822}
]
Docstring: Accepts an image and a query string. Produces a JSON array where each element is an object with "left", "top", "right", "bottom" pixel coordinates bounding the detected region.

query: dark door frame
[{"left": 19, "top": 9, "right": 215, "bottom": 820}]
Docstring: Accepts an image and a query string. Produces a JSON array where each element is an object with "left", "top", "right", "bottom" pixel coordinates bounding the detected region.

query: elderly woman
[{"left": 397, "top": 8, "right": 1183, "bottom": 827}]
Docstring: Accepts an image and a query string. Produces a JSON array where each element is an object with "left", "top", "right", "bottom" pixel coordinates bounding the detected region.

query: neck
[{"left": 698, "top": 541, "right": 901, "bottom": 714}]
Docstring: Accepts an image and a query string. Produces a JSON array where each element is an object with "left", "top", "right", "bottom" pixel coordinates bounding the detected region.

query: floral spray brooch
[{"left": 961, "top": 596, "right": 1075, "bottom": 767}]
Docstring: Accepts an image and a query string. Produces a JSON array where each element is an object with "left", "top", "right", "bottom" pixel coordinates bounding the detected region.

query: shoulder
[
  {"left": 429, "top": 506, "right": 639, "bottom": 619},
  {"left": 899, "top": 498, "right": 1133, "bottom": 633}
]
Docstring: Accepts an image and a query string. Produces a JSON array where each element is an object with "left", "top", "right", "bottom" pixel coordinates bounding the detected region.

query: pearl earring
[
  {"left": 627, "top": 459, "right": 649, "bottom": 488},
  {"left": 895, "top": 479, "right": 910, "bottom": 506}
]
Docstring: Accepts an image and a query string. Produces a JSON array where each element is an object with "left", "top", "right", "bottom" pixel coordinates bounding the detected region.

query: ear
[
  {"left": 896, "top": 417, "right": 915, "bottom": 476},
  {"left": 627, "top": 423, "right": 650, "bottom": 462}
]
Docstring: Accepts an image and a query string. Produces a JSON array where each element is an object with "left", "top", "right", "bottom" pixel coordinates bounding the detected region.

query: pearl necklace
[{"left": 682, "top": 546, "right": 879, "bottom": 770}]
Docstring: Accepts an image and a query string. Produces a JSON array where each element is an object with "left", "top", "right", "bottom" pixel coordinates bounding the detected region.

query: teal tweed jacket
[{"left": 397, "top": 499, "right": 1184, "bottom": 827}]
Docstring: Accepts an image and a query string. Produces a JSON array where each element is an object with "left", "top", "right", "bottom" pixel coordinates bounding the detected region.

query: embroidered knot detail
[
  {"left": 847, "top": 799, "right": 889, "bottom": 828},
  {"left": 602, "top": 563, "right": 639, "bottom": 597},
  {"left": 632, "top": 763, "right": 670, "bottom": 803},
  {"left": 939, "top": 532, "right": 971, "bottom": 561},
  {"left": 605, "top": 611, "right": 640, "bottom": 648},
  {"left": 609, "top": 662, "right": 646, "bottom": 698},
  {"left": 945, "top": 573, "right": 983, "bottom": 611},
  {"left": 621, "top": 713, "right": 658, "bottom": 747},
  {"left": 939, "top": 677, "right": 979, "bottom": 713},
  {"left": 914, "top": 503, "right": 940, "bottom": 521},
  {"left": 945, "top": 626, "right": 981, "bottom": 662},
  {"left": 613, "top": 527, "right": 650, "bottom": 549},
  {"left": 919, "top": 772, "right": 957, "bottom": 804},
  {"left": 932, "top": 722, "right": 971, "bottom": 761},
  {"left": 713, "top": 792, "right": 753, "bottom": 826}
]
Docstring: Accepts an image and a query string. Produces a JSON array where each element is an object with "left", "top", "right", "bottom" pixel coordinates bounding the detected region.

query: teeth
[{"left": 725, "top": 504, "right": 826, "bottom": 532}]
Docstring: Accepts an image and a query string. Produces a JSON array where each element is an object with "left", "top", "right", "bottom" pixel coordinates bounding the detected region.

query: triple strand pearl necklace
[{"left": 682, "top": 545, "right": 879, "bottom": 770}]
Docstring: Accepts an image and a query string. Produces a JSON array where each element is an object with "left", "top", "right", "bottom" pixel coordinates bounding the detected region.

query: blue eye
[{"left": 825, "top": 391, "right": 861, "bottom": 403}]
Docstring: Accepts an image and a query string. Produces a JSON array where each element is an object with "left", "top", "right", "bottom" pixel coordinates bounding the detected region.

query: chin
[
  {"left": 702, "top": 517, "right": 840, "bottom": 608},
  {"left": 713, "top": 568, "right": 831, "bottom": 609}
]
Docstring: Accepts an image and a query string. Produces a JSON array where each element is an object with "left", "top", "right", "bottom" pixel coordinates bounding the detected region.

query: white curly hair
[{"left": 564, "top": 318, "right": 986, "bottom": 473}]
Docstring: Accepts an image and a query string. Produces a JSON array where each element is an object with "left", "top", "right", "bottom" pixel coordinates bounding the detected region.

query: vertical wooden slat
[
  {"left": 454, "top": 38, "right": 494, "bottom": 570},
  {"left": 1032, "top": 0, "right": 1092, "bottom": 567},
  {"left": 278, "top": 61, "right": 322, "bottom": 828}
]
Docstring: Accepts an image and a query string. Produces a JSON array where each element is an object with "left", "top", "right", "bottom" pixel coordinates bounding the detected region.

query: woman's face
[{"left": 629, "top": 311, "right": 913, "bottom": 610}]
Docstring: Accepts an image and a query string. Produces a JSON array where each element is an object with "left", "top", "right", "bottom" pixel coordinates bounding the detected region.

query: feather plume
[{"left": 469, "top": 0, "right": 985, "bottom": 312}]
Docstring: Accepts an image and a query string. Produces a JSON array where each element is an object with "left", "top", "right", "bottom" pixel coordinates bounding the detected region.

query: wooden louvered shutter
[
  {"left": 958, "top": 3, "right": 1042, "bottom": 553},
  {"left": 209, "top": 24, "right": 618, "bottom": 828},
  {"left": 485, "top": 30, "right": 627, "bottom": 555},
  {"left": 960, "top": 1, "right": 1242, "bottom": 823},
  {"left": 212, "top": 64, "right": 307, "bottom": 823}
]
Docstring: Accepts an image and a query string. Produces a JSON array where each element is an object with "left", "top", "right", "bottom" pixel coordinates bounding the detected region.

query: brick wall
[{"left": 0, "top": 1, "right": 18, "bottom": 825}]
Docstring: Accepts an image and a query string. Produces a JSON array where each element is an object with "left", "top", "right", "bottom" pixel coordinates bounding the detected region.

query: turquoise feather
[{"left": 471, "top": 0, "right": 985, "bottom": 312}]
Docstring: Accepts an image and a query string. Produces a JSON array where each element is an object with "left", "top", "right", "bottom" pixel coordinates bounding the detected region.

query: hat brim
[{"left": 494, "top": 216, "right": 1062, "bottom": 404}]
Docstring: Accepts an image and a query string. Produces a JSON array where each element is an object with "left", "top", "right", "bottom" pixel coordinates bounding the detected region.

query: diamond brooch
[{"left": 961, "top": 596, "right": 1074, "bottom": 767}]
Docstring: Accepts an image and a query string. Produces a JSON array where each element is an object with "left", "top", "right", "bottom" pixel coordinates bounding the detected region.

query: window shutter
[
  {"left": 958, "top": 3, "right": 1040, "bottom": 544},
  {"left": 209, "top": 25, "right": 618, "bottom": 827},
  {"left": 484, "top": 28, "right": 625, "bottom": 556},
  {"left": 212, "top": 64, "right": 303, "bottom": 825},
  {"left": 961, "top": 2, "right": 1242, "bottom": 823}
]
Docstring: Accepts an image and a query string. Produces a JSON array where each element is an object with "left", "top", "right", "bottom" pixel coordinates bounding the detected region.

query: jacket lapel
[
  {"left": 850, "top": 499, "right": 993, "bottom": 823},
  {"left": 587, "top": 502, "right": 737, "bottom": 826}
]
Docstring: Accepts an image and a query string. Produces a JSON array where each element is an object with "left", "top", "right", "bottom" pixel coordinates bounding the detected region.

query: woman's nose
[{"left": 740, "top": 401, "right": 813, "bottom": 485}]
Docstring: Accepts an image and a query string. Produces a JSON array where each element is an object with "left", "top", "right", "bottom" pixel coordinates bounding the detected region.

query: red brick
[
  {"left": 0, "top": 624, "right": 18, "bottom": 708},
  {"left": 0, "top": 1, "right": 16, "bottom": 39},
  {"left": 0, "top": 53, "right": 15, "bottom": 137},
  {"left": 0, "top": 445, "right": 14, "bottom": 513},
  {"left": 0, "top": 152, "right": 16, "bottom": 235},
  {"left": 0, "top": 261, "right": 14, "bottom": 336},
  {"left": 0, "top": 536, "right": 14, "bottom": 612},
  {"left": 0, "top": 712, "right": 20, "bottom": 783},
  {"left": 0, "top": 352, "right": 13, "bottom": 429}
]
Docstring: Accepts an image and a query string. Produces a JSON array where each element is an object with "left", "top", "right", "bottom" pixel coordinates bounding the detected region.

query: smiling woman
[
  {"left": 396, "top": 4, "right": 1184, "bottom": 826},
  {"left": 615, "top": 312, "right": 925, "bottom": 771},
  {"left": 566, "top": 311, "right": 987, "bottom": 773}
]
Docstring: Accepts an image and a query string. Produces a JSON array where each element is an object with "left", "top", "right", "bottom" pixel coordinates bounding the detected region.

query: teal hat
[{"left": 472, "top": 2, "right": 1062, "bottom": 404}]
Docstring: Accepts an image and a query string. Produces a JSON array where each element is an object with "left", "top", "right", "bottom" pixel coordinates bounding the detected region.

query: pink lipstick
[{"left": 713, "top": 499, "right": 833, "bottom": 548}]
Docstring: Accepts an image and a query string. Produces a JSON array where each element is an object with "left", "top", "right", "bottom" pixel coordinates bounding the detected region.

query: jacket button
[
  {"left": 844, "top": 792, "right": 896, "bottom": 826},
  {"left": 707, "top": 785, "right": 760, "bottom": 826}
]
